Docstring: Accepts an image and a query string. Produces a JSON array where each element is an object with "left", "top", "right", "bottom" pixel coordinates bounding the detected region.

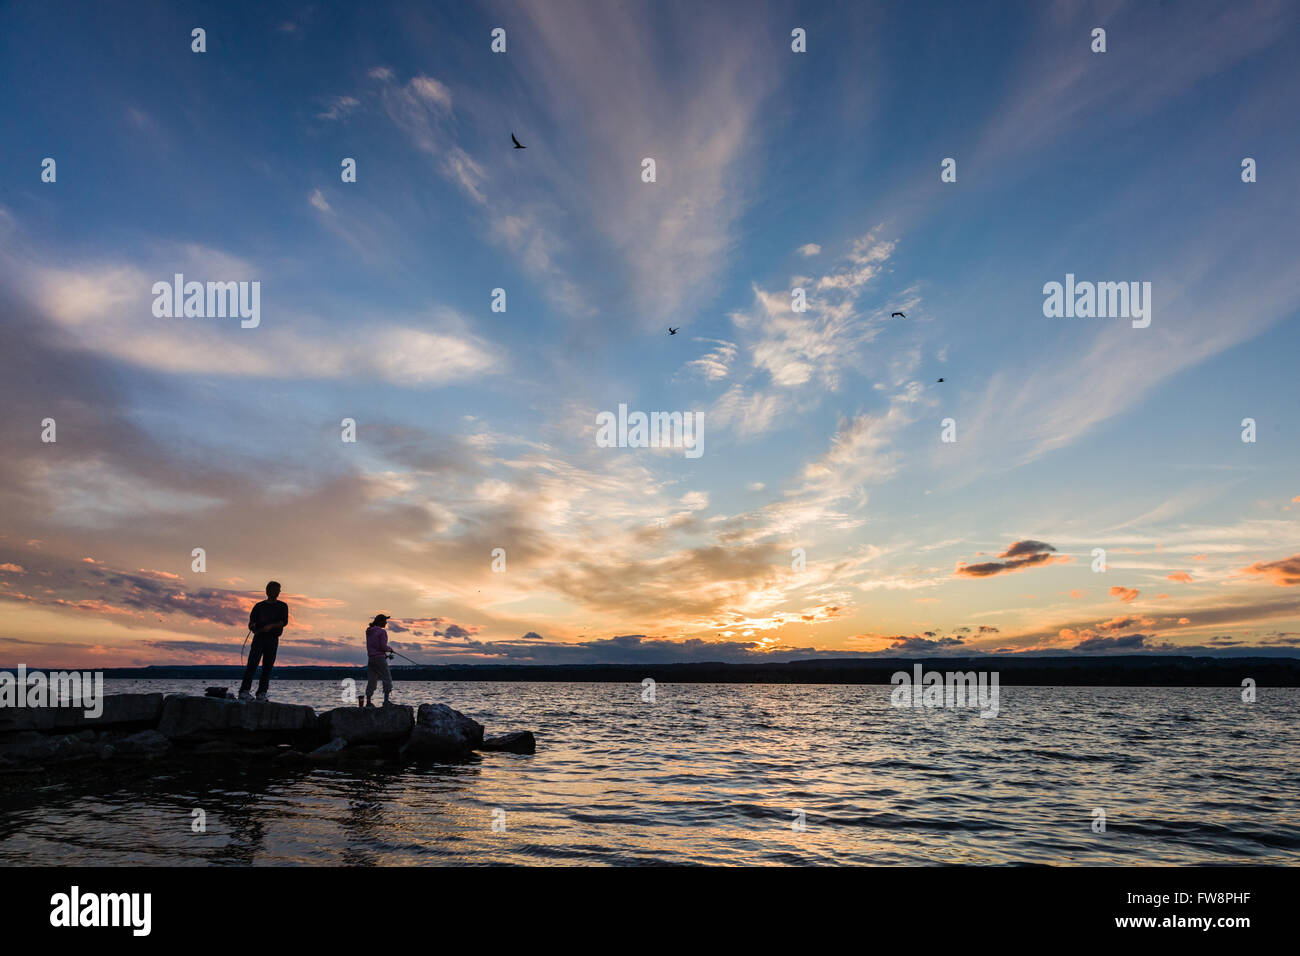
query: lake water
[{"left": 1, "top": 680, "right": 1296, "bottom": 865}]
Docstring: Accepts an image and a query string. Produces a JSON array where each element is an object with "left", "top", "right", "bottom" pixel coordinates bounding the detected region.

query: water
[{"left": 1, "top": 680, "right": 1296, "bottom": 865}]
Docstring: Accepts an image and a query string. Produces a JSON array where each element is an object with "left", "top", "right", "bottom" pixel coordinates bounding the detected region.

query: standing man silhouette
[{"left": 239, "top": 581, "right": 288, "bottom": 701}]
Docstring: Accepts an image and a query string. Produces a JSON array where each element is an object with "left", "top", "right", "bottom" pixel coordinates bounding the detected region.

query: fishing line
[{"left": 389, "top": 649, "right": 432, "bottom": 668}]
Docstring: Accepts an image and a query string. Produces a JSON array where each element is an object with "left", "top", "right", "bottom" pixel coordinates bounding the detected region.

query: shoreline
[{"left": 17, "top": 654, "right": 1300, "bottom": 687}]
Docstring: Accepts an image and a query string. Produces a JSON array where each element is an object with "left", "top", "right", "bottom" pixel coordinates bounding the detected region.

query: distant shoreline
[{"left": 12, "top": 655, "right": 1300, "bottom": 687}]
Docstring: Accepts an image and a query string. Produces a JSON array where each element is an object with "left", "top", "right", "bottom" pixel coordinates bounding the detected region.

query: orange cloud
[
  {"left": 1109, "top": 586, "right": 1139, "bottom": 603},
  {"left": 1241, "top": 554, "right": 1300, "bottom": 587},
  {"left": 955, "top": 540, "right": 1069, "bottom": 578},
  {"left": 1167, "top": 572, "right": 1193, "bottom": 583}
]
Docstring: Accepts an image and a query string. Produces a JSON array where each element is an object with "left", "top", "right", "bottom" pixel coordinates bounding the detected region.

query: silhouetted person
[
  {"left": 365, "top": 614, "right": 394, "bottom": 707},
  {"left": 239, "top": 581, "right": 288, "bottom": 701}
]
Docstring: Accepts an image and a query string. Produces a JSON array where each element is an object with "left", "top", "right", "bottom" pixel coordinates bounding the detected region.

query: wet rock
[
  {"left": 339, "top": 744, "right": 384, "bottom": 761},
  {"left": 204, "top": 687, "right": 232, "bottom": 699},
  {"left": 0, "top": 731, "right": 97, "bottom": 765},
  {"left": 308, "top": 736, "right": 349, "bottom": 762},
  {"left": 480, "top": 731, "right": 536, "bottom": 754},
  {"left": 192, "top": 740, "right": 245, "bottom": 756},
  {"left": 272, "top": 746, "right": 308, "bottom": 766},
  {"left": 157, "top": 694, "right": 317, "bottom": 742},
  {"left": 320, "top": 704, "right": 414, "bottom": 744},
  {"left": 114, "top": 729, "right": 171, "bottom": 758},
  {"left": 401, "top": 704, "right": 484, "bottom": 759},
  {"left": 0, "top": 693, "right": 165, "bottom": 734}
]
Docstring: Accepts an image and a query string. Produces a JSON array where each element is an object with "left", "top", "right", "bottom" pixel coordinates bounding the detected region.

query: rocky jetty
[{"left": 0, "top": 693, "right": 535, "bottom": 773}]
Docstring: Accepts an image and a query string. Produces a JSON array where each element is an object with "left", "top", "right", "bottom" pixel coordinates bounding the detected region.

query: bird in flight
[
  {"left": 937, "top": 377, "right": 945, "bottom": 383},
  {"left": 668, "top": 327, "right": 679, "bottom": 335},
  {"left": 891, "top": 311, "right": 905, "bottom": 318},
  {"left": 511, "top": 133, "right": 526, "bottom": 149}
]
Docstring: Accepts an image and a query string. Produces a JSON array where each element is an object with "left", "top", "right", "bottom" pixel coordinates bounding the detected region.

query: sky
[{"left": 1, "top": 0, "right": 1298, "bottom": 668}]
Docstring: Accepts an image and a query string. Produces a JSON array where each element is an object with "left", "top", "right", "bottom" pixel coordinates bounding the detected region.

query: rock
[
  {"left": 204, "top": 687, "right": 231, "bottom": 699},
  {"left": 339, "top": 744, "right": 384, "bottom": 761},
  {"left": 320, "top": 705, "right": 414, "bottom": 744},
  {"left": 157, "top": 694, "right": 317, "bottom": 741},
  {"left": 272, "top": 746, "right": 307, "bottom": 766},
  {"left": 114, "top": 729, "right": 171, "bottom": 758},
  {"left": 0, "top": 693, "right": 165, "bottom": 734},
  {"left": 401, "top": 704, "right": 484, "bottom": 759},
  {"left": 0, "top": 731, "right": 97, "bottom": 765},
  {"left": 192, "top": 740, "right": 244, "bottom": 756},
  {"left": 308, "top": 736, "right": 349, "bottom": 762},
  {"left": 192, "top": 739, "right": 279, "bottom": 759},
  {"left": 480, "top": 731, "right": 536, "bottom": 754}
]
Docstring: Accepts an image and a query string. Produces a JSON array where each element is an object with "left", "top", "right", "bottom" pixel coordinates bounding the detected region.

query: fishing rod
[{"left": 387, "top": 649, "right": 433, "bottom": 668}]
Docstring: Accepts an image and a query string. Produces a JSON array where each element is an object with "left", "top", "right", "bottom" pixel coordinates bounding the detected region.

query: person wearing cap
[{"left": 365, "top": 614, "right": 395, "bottom": 707}]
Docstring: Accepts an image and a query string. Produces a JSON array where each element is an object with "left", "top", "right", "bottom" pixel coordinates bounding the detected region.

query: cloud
[
  {"left": 1072, "top": 633, "right": 1149, "bottom": 653},
  {"left": 1241, "top": 553, "right": 1300, "bottom": 586},
  {"left": 710, "top": 384, "right": 782, "bottom": 437},
  {"left": 886, "top": 635, "right": 966, "bottom": 653},
  {"left": 308, "top": 189, "right": 331, "bottom": 213},
  {"left": 372, "top": 70, "right": 479, "bottom": 202},
  {"left": 737, "top": 228, "right": 901, "bottom": 392},
  {"left": 955, "top": 540, "right": 1067, "bottom": 578},
  {"left": 316, "top": 95, "right": 359, "bottom": 120},
  {"left": 797, "top": 243, "right": 821, "bottom": 257},
  {"left": 685, "top": 339, "right": 738, "bottom": 382},
  {"left": 497, "top": 0, "right": 782, "bottom": 324},
  {"left": 1167, "top": 572, "right": 1193, "bottom": 583},
  {"left": 1109, "top": 586, "right": 1140, "bottom": 604},
  {"left": 7, "top": 241, "right": 501, "bottom": 387}
]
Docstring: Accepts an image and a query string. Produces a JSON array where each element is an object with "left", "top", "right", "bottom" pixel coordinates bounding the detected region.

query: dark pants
[{"left": 239, "top": 635, "right": 279, "bottom": 696}]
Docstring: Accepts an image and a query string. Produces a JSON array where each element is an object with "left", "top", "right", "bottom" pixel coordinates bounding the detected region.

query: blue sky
[{"left": 1, "top": 0, "right": 1299, "bottom": 666}]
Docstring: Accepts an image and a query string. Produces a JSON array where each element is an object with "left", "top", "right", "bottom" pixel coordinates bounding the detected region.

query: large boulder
[
  {"left": 401, "top": 704, "right": 484, "bottom": 759},
  {"left": 0, "top": 693, "right": 164, "bottom": 734},
  {"left": 157, "top": 694, "right": 317, "bottom": 741},
  {"left": 480, "top": 731, "right": 536, "bottom": 754},
  {"left": 320, "top": 705, "right": 414, "bottom": 744}
]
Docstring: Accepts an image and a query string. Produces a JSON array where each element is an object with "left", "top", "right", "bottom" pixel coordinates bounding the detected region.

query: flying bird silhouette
[
  {"left": 511, "top": 133, "right": 526, "bottom": 149},
  {"left": 668, "top": 327, "right": 679, "bottom": 335},
  {"left": 937, "top": 378, "right": 945, "bottom": 383},
  {"left": 891, "top": 311, "right": 905, "bottom": 318}
]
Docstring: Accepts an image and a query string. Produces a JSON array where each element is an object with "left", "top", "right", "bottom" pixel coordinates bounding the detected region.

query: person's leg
[
  {"left": 256, "top": 637, "right": 278, "bottom": 697},
  {"left": 365, "top": 660, "right": 379, "bottom": 702},
  {"left": 379, "top": 659, "right": 393, "bottom": 703},
  {"left": 239, "top": 637, "right": 264, "bottom": 694}
]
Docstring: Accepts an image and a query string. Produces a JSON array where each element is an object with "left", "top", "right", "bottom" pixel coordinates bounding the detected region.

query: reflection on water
[{"left": 1, "top": 680, "right": 1296, "bottom": 865}]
